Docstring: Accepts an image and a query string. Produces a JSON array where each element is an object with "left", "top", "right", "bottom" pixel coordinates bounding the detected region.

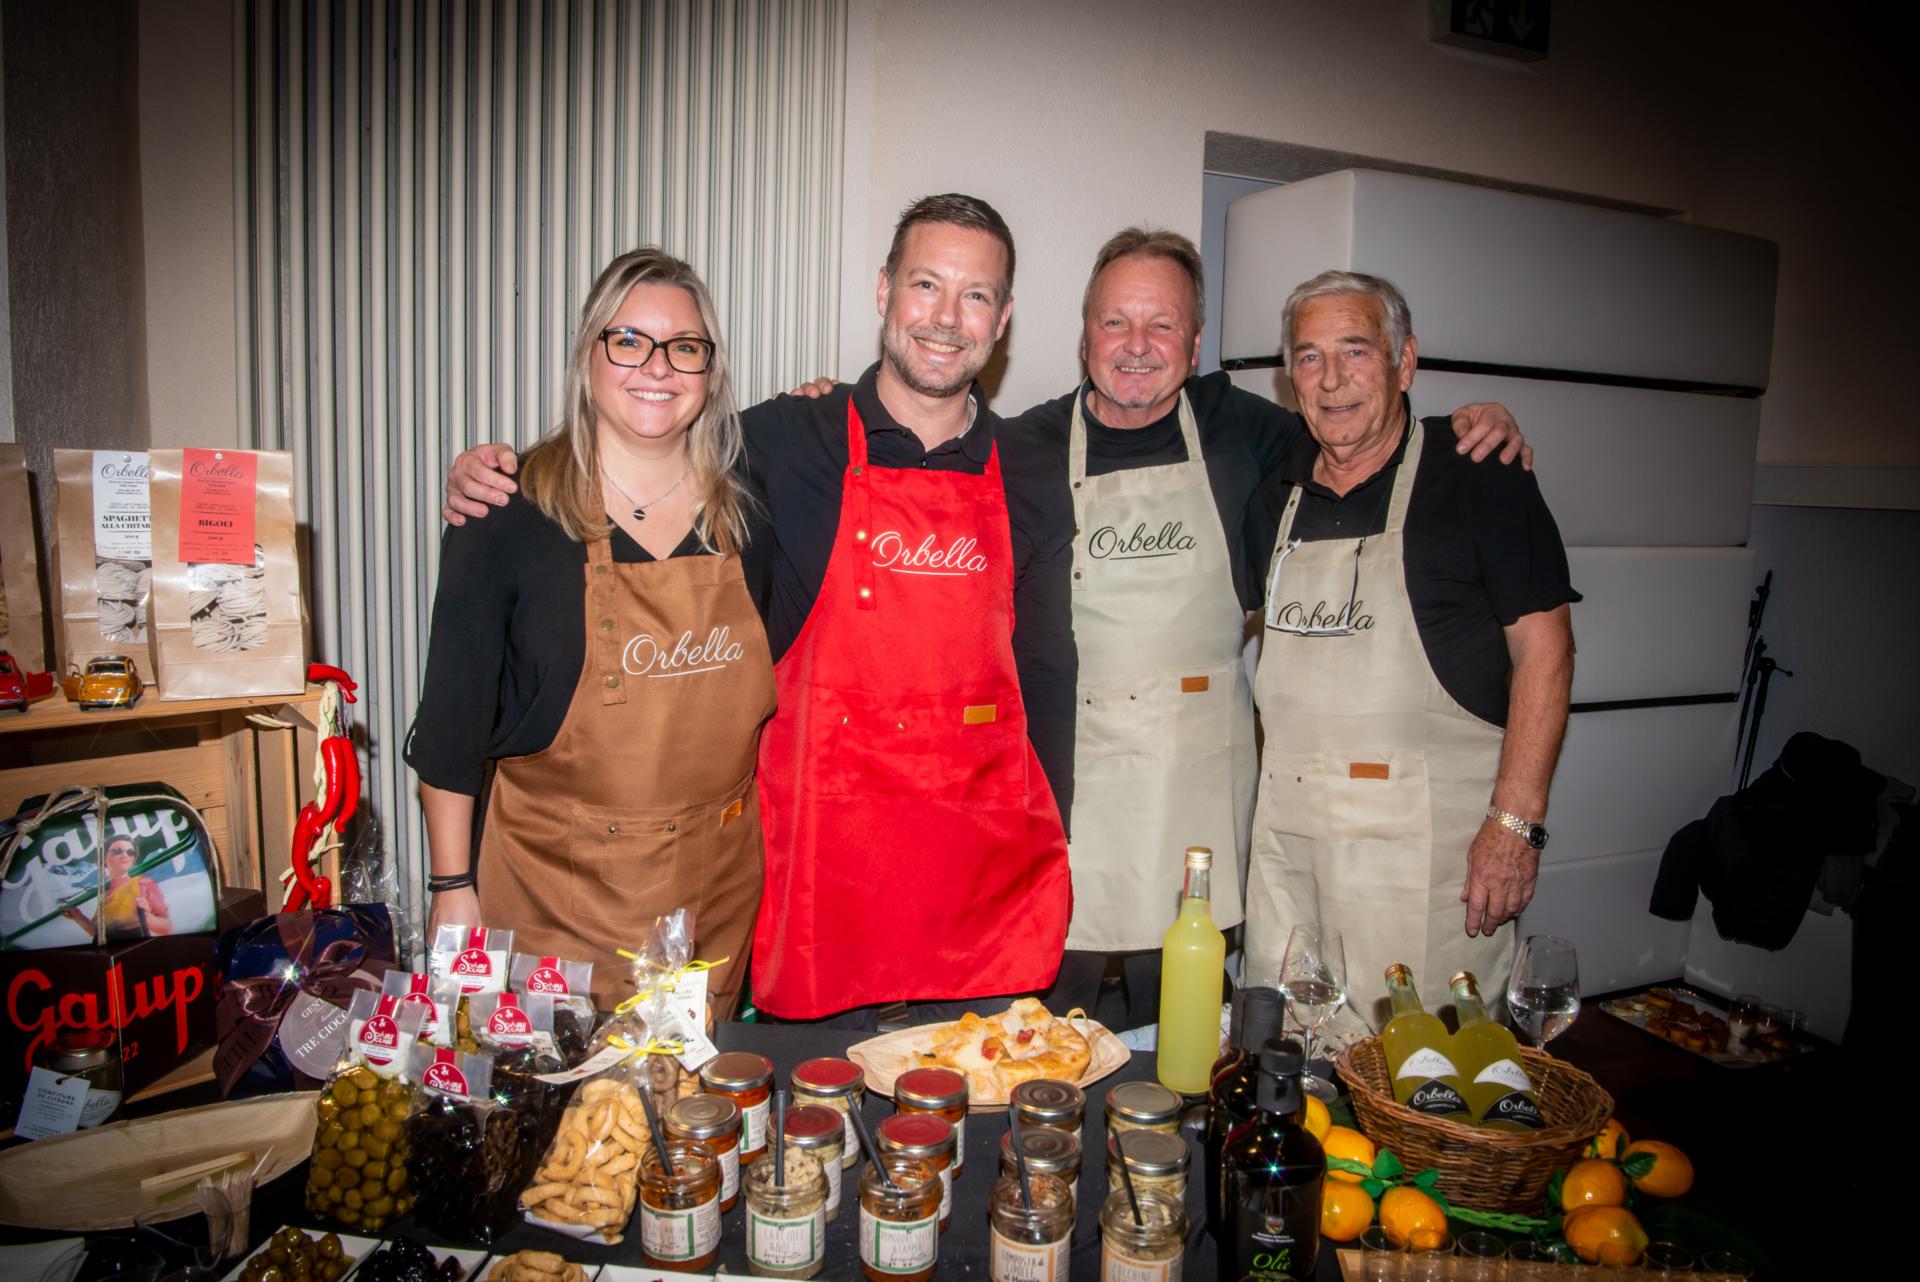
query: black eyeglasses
[
  {"left": 1263, "top": 536, "right": 1367, "bottom": 636},
  {"left": 598, "top": 327, "right": 716, "bottom": 374}
]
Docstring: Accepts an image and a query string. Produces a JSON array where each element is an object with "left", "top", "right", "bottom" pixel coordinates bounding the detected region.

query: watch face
[{"left": 1526, "top": 824, "right": 1549, "bottom": 850}]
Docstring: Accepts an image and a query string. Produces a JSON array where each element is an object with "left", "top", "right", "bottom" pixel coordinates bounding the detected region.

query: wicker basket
[{"left": 1335, "top": 1038, "right": 1612, "bottom": 1214}]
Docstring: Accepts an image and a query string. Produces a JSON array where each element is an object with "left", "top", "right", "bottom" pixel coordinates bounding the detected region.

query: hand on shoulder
[{"left": 443, "top": 443, "right": 521, "bottom": 525}]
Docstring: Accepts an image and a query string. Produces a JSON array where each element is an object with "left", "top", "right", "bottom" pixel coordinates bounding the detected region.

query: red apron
[{"left": 752, "top": 401, "right": 1072, "bottom": 1017}]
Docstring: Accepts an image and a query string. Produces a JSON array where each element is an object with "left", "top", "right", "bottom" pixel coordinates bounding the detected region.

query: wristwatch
[{"left": 1486, "top": 806, "right": 1548, "bottom": 850}]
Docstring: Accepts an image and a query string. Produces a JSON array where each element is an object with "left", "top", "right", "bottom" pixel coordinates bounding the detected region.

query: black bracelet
[{"left": 427, "top": 870, "right": 476, "bottom": 893}]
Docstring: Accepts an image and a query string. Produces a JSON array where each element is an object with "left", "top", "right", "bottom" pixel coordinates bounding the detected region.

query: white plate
[
  {"left": 220, "top": 1230, "right": 377, "bottom": 1281},
  {"left": 347, "top": 1241, "right": 490, "bottom": 1280},
  {"left": 595, "top": 1267, "right": 718, "bottom": 1282}
]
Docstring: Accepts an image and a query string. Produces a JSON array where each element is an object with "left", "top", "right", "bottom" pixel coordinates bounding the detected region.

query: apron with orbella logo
[
  {"left": 752, "top": 400, "right": 1072, "bottom": 1018},
  {"left": 1244, "top": 420, "right": 1510, "bottom": 1034},
  {"left": 1065, "top": 388, "right": 1256, "bottom": 950},
  {"left": 478, "top": 537, "right": 774, "bottom": 1014}
]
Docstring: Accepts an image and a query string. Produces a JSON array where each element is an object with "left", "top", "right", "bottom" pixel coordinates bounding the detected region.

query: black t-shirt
[
  {"left": 405, "top": 492, "right": 771, "bottom": 796},
  {"left": 742, "top": 363, "right": 1078, "bottom": 814},
  {"left": 1245, "top": 405, "right": 1581, "bottom": 727},
  {"left": 1008, "top": 370, "right": 1306, "bottom": 609}
]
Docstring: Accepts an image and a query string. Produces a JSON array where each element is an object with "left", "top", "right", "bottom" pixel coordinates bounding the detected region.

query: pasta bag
[
  {"left": 303, "top": 990, "right": 426, "bottom": 1231},
  {"left": 51, "top": 449, "right": 156, "bottom": 679}
]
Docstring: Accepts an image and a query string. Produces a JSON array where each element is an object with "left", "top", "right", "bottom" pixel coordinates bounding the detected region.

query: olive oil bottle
[
  {"left": 1205, "top": 986, "right": 1286, "bottom": 1239},
  {"left": 1450, "top": 971, "right": 1546, "bottom": 1131},
  {"left": 1157, "top": 846, "right": 1227, "bottom": 1095},
  {"left": 1220, "top": 1039, "right": 1324, "bottom": 1282},
  {"left": 1380, "top": 964, "right": 1472, "bottom": 1122}
]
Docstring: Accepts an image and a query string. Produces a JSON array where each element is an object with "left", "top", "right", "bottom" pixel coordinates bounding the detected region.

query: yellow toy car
[{"left": 62, "top": 655, "right": 145, "bottom": 710}]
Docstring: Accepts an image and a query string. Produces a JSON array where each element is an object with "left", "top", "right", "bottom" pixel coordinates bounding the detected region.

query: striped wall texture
[{"left": 233, "top": 0, "right": 847, "bottom": 940}]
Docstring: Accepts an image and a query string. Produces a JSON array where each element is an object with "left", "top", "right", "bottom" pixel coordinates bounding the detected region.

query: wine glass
[
  {"left": 1505, "top": 935, "right": 1580, "bottom": 1053},
  {"left": 1278, "top": 923, "right": 1347, "bottom": 1097}
]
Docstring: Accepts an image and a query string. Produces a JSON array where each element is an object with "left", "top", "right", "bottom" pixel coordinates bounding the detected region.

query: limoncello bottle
[
  {"left": 1450, "top": 971, "right": 1546, "bottom": 1131},
  {"left": 1156, "top": 846, "right": 1227, "bottom": 1095},
  {"left": 1380, "top": 963, "right": 1471, "bottom": 1121}
]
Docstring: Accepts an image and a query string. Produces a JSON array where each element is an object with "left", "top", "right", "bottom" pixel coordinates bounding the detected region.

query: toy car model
[
  {"left": 0, "top": 651, "right": 56, "bottom": 713},
  {"left": 61, "top": 655, "right": 144, "bottom": 710}
]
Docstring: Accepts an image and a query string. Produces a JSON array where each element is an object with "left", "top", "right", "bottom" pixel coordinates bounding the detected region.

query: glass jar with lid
[
  {"left": 665, "top": 1093, "right": 743, "bottom": 1211},
  {"left": 874, "top": 1112, "right": 956, "bottom": 1231},
  {"left": 700, "top": 1051, "right": 774, "bottom": 1163},
  {"left": 999, "top": 1125, "right": 1083, "bottom": 1215},
  {"left": 783, "top": 1103, "right": 848, "bottom": 1221},
  {"left": 858, "top": 1155, "right": 941, "bottom": 1282},
  {"left": 791, "top": 1057, "right": 864, "bottom": 1168},
  {"left": 1106, "top": 1129, "right": 1189, "bottom": 1203},
  {"left": 988, "top": 1171, "right": 1073, "bottom": 1282},
  {"left": 894, "top": 1066, "right": 969, "bottom": 1177},
  {"left": 1099, "top": 1185, "right": 1186, "bottom": 1281},
  {"left": 744, "top": 1146, "right": 828, "bottom": 1279},
  {"left": 1104, "top": 1080, "right": 1182, "bottom": 1137},
  {"left": 36, "top": 1030, "right": 124, "bottom": 1129},
  {"left": 638, "top": 1139, "right": 722, "bottom": 1273},
  {"left": 1009, "top": 1078, "right": 1084, "bottom": 1139}
]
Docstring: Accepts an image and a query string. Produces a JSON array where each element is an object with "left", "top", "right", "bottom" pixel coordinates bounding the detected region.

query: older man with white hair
[{"left": 1244, "top": 271, "right": 1578, "bottom": 1050}]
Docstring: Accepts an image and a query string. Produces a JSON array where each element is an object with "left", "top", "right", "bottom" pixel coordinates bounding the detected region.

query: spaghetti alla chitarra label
[{"left": 178, "top": 448, "right": 257, "bottom": 564}]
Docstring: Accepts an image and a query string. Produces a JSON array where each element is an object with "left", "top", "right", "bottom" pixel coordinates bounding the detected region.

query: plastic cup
[
  {"left": 1361, "top": 1226, "right": 1406, "bottom": 1282},
  {"left": 1456, "top": 1230, "right": 1509, "bottom": 1280}
]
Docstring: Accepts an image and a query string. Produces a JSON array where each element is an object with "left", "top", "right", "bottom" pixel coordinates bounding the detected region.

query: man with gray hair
[{"left": 1243, "top": 270, "right": 1577, "bottom": 1044}]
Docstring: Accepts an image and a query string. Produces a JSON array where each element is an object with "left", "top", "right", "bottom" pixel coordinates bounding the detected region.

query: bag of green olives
[{"left": 301, "top": 990, "right": 427, "bottom": 1231}]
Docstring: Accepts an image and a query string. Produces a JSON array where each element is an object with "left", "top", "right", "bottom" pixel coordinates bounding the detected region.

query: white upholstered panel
[
  {"left": 1567, "top": 547, "right": 1753, "bottom": 703},
  {"left": 1684, "top": 902, "right": 1852, "bottom": 1042},
  {"left": 1544, "top": 703, "right": 1737, "bottom": 866},
  {"left": 1518, "top": 850, "right": 1693, "bottom": 997}
]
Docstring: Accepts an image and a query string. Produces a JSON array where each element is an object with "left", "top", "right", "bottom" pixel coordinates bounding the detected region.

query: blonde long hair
[{"left": 519, "top": 248, "right": 753, "bottom": 555}]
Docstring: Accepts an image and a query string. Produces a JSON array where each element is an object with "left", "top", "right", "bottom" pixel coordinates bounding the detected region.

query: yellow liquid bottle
[
  {"left": 1157, "top": 846, "right": 1227, "bottom": 1095},
  {"left": 1450, "top": 971, "right": 1546, "bottom": 1131},
  {"left": 1380, "top": 964, "right": 1471, "bottom": 1122}
]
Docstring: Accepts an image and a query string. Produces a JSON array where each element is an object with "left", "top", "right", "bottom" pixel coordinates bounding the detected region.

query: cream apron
[
  {"left": 1244, "top": 420, "right": 1512, "bottom": 1034},
  {"left": 1065, "top": 388, "right": 1258, "bottom": 951}
]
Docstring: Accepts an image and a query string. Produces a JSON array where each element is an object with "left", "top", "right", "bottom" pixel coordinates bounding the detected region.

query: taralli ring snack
[
  {"left": 487, "top": 1249, "right": 589, "bottom": 1282},
  {"left": 520, "top": 1071, "right": 656, "bottom": 1242}
]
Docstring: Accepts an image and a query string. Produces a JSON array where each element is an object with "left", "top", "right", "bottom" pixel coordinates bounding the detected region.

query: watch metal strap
[{"left": 1485, "top": 806, "right": 1537, "bottom": 840}]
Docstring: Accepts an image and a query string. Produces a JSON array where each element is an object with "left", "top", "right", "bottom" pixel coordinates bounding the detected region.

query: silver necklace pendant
[{"left": 631, "top": 507, "right": 647, "bottom": 522}]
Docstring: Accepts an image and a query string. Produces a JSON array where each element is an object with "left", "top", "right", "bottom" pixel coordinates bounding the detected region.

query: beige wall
[{"left": 840, "top": 0, "right": 1914, "bottom": 468}]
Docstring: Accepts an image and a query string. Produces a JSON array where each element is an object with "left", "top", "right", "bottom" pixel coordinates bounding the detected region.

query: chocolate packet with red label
[
  {"left": 428, "top": 923, "right": 513, "bottom": 995},
  {"left": 303, "top": 993, "right": 426, "bottom": 1233},
  {"left": 404, "top": 1043, "right": 530, "bottom": 1245},
  {"left": 380, "top": 969, "right": 461, "bottom": 1048},
  {"left": 468, "top": 990, "right": 570, "bottom": 1161},
  {"left": 509, "top": 952, "right": 594, "bottom": 1064}
]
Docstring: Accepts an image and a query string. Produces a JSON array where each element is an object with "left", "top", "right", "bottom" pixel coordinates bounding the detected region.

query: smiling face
[
  {"left": 105, "top": 839, "right": 136, "bottom": 877},
  {"left": 877, "top": 222, "right": 1012, "bottom": 399},
  {"left": 589, "top": 282, "right": 711, "bottom": 450},
  {"left": 1288, "top": 292, "right": 1418, "bottom": 455},
  {"left": 1081, "top": 253, "right": 1202, "bottom": 428}
]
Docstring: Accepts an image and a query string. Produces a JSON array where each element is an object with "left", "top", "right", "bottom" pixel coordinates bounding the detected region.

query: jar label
[
  {"left": 743, "top": 1097, "right": 770, "bottom": 1153},
  {"left": 748, "top": 1205, "right": 826, "bottom": 1270},
  {"left": 953, "top": 1114, "right": 966, "bottom": 1174},
  {"left": 640, "top": 1195, "right": 721, "bottom": 1261},
  {"left": 991, "top": 1227, "right": 1070, "bottom": 1282},
  {"left": 720, "top": 1144, "right": 741, "bottom": 1201},
  {"left": 78, "top": 1087, "right": 122, "bottom": 1129},
  {"left": 938, "top": 1166, "right": 954, "bottom": 1220},
  {"left": 839, "top": 1100, "right": 858, "bottom": 1156},
  {"left": 859, "top": 1206, "right": 938, "bottom": 1273},
  {"left": 823, "top": 1153, "right": 843, "bottom": 1215},
  {"left": 1103, "top": 1245, "right": 1182, "bottom": 1282}
]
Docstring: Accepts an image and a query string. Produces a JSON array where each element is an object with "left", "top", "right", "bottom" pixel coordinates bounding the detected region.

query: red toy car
[{"left": 0, "top": 651, "right": 56, "bottom": 713}]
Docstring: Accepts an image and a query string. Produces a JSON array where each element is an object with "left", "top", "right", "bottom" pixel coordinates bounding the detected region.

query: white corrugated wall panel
[{"left": 234, "top": 0, "right": 847, "bottom": 943}]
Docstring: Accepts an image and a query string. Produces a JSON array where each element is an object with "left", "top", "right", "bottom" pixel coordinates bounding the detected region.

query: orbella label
[
  {"left": 748, "top": 1206, "right": 825, "bottom": 1270},
  {"left": 639, "top": 1196, "right": 721, "bottom": 1261},
  {"left": 1473, "top": 1057, "right": 1534, "bottom": 1091},
  {"left": 1486, "top": 1090, "right": 1546, "bottom": 1129},
  {"left": 859, "top": 1207, "right": 938, "bottom": 1273},
  {"left": 992, "top": 1229, "right": 1070, "bottom": 1282},
  {"left": 178, "top": 448, "right": 258, "bottom": 563},
  {"left": 1395, "top": 1047, "right": 1461, "bottom": 1079},
  {"left": 92, "top": 451, "right": 151, "bottom": 560}
]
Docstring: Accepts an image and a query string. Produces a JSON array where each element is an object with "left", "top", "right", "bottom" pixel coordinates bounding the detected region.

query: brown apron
[{"left": 478, "top": 536, "right": 775, "bottom": 1015}]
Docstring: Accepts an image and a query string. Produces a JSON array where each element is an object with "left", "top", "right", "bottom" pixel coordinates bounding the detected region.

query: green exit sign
[{"left": 1431, "top": 0, "right": 1551, "bottom": 61}]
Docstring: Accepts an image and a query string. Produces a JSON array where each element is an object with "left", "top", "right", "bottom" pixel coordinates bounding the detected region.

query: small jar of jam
[
  {"left": 666, "top": 1094, "right": 743, "bottom": 1212},
  {"left": 701, "top": 1051, "right": 774, "bottom": 1163},
  {"left": 1009, "top": 1078, "right": 1083, "bottom": 1139},
  {"left": 638, "top": 1139, "right": 722, "bottom": 1272},
  {"left": 783, "top": 1103, "right": 848, "bottom": 1221},
  {"left": 790, "top": 1056, "right": 864, "bottom": 1168},
  {"left": 1098, "top": 1185, "right": 1186, "bottom": 1281},
  {"left": 988, "top": 1171, "right": 1074, "bottom": 1282},
  {"left": 999, "top": 1125, "right": 1083, "bottom": 1214},
  {"left": 1106, "top": 1129, "right": 1189, "bottom": 1202},
  {"left": 37, "top": 1031, "right": 124, "bottom": 1129},
  {"left": 744, "top": 1147, "right": 829, "bottom": 1279},
  {"left": 857, "top": 1155, "right": 941, "bottom": 1282},
  {"left": 1103, "top": 1081, "right": 1182, "bottom": 1138},
  {"left": 894, "top": 1066, "right": 969, "bottom": 1177},
  {"left": 874, "top": 1112, "right": 956, "bottom": 1231}
]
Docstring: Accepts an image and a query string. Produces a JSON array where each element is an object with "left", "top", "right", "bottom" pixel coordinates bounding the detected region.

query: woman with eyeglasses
[{"left": 406, "top": 248, "right": 773, "bottom": 1014}]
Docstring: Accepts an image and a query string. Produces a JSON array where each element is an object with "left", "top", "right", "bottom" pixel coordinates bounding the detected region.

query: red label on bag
[
  {"left": 526, "top": 960, "right": 570, "bottom": 995},
  {"left": 357, "top": 1014, "right": 401, "bottom": 1062},
  {"left": 452, "top": 948, "right": 494, "bottom": 980},
  {"left": 487, "top": 992, "right": 533, "bottom": 1042},
  {"left": 422, "top": 1048, "right": 469, "bottom": 1098},
  {"left": 177, "top": 448, "right": 258, "bottom": 563}
]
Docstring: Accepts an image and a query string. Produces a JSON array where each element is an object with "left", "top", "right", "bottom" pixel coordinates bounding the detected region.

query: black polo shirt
[
  {"left": 742, "top": 363, "right": 1078, "bottom": 814},
  {"left": 1245, "top": 402, "right": 1580, "bottom": 727},
  {"left": 1006, "top": 370, "right": 1307, "bottom": 609}
]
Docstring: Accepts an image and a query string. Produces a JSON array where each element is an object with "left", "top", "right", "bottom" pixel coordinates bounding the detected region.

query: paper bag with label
[
  {"left": 52, "top": 449, "right": 156, "bottom": 677},
  {"left": 0, "top": 445, "right": 49, "bottom": 671},
  {"left": 147, "top": 448, "right": 307, "bottom": 699}
]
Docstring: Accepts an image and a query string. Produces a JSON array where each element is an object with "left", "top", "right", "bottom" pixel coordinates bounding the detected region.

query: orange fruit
[
  {"left": 1321, "top": 1125, "right": 1375, "bottom": 1184},
  {"left": 1584, "top": 1117, "right": 1630, "bottom": 1160},
  {"left": 1563, "top": 1204, "right": 1648, "bottom": 1265},
  {"left": 1559, "top": 1158, "right": 1629, "bottom": 1211},
  {"left": 1623, "top": 1139, "right": 1695, "bottom": 1198},
  {"left": 1320, "top": 1181, "right": 1375, "bottom": 1242},
  {"left": 1302, "top": 1094, "right": 1332, "bottom": 1143},
  {"left": 1378, "top": 1185, "right": 1449, "bottom": 1250}
]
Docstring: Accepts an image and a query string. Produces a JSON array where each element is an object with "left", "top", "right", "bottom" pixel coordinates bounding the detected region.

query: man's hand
[
  {"left": 787, "top": 376, "right": 837, "bottom": 399},
  {"left": 1461, "top": 817, "right": 1539, "bottom": 937},
  {"left": 1449, "top": 402, "right": 1533, "bottom": 470},
  {"left": 443, "top": 444, "right": 522, "bottom": 525},
  {"left": 428, "top": 884, "right": 480, "bottom": 938}
]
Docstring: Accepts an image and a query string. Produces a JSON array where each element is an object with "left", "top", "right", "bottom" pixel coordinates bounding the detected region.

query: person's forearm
[
  {"left": 419, "top": 782, "right": 478, "bottom": 877},
  {"left": 1492, "top": 610, "right": 1573, "bottom": 818}
]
